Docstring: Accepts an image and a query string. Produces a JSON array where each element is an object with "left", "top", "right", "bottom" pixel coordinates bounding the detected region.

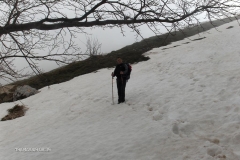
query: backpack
[{"left": 125, "top": 63, "right": 132, "bottom": 80}]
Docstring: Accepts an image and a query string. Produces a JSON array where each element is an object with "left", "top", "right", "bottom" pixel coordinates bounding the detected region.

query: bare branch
[{"left": 0, "top": 0, "right": 239, "bottom": 84}]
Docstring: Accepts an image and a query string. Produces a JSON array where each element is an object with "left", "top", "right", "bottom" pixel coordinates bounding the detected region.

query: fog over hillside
[{"left": 1, "top": 19, "right": 240, "bottom": 160}]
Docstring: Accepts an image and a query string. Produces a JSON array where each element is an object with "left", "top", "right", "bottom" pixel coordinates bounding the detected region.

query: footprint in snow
[{"left": 152, "top": 111, "right": 163, "bottom": 121}]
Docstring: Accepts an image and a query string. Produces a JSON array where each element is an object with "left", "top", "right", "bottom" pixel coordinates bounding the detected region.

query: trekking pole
[{"left": 112, "top": 75, "right": 114, "bottom": 105}]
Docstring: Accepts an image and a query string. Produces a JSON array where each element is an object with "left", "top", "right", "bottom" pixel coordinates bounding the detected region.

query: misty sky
[
  {"left": 2, "top": 24, "right": 161, "bottom": 85},
  {"left": 15, "top": 24, "right": 165, "bottom": 72},
  {"left": 0, "top": 0, "right": 213, "bottom": 85}
]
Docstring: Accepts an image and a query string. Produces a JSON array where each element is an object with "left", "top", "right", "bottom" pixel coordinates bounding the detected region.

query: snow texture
[{"left": 1, "top": 20, "right": 240, "bottom": 160}]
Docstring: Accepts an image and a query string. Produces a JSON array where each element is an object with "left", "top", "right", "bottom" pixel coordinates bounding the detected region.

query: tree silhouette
[{"left": 0, "top": 0, "right": 239, "bottom": 83}]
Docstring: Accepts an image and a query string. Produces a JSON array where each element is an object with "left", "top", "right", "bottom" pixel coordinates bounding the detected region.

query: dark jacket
[{"left": 113, "top": 63, "right": 128, "bottom": 79}]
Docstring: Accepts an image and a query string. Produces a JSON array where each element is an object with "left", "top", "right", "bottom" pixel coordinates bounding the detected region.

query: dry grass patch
[{"left": 1, "top": 104, "right": 28, "bottom": 121}]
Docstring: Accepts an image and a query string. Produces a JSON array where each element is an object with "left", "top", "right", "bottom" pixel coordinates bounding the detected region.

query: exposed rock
[
  {"left": 0, "top": 85, "right": 17, "bottom": 103},
  {"left": 13, "top": 85, "right": 39, "bottom": 101}
]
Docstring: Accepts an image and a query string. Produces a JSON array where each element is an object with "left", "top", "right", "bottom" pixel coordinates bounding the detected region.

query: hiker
[{"left": 111, "top": 57, "right": 128, "bottom": 104}]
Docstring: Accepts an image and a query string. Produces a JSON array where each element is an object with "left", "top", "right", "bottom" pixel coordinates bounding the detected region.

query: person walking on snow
[{"left": 111, "top": 57, "right": 128, "bottom": 104}]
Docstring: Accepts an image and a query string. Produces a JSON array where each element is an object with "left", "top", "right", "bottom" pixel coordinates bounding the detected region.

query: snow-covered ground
[{"left": 1, "top": 20, "right": 240, "bottom": 160}]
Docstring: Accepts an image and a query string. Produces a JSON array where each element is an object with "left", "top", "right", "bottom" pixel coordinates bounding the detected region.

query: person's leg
[
  {"left": 116, "top": 78, "right": 122, "bottom": 103},
  {"left": 121, "top": 78, "right": 127, "bottom": 102}
]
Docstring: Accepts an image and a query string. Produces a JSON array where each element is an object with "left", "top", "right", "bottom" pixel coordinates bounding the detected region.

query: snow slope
[{"left": 1, "top": 20, "right": 240, "bottom": 160}]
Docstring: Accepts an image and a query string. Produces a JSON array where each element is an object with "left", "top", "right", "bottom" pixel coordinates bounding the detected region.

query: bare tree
[
  {"left": 0, "top": 0, "right": 239, "bottom": 83},
  {"left": 85, "top": 36, "right": 102, "bottom": 56}
]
